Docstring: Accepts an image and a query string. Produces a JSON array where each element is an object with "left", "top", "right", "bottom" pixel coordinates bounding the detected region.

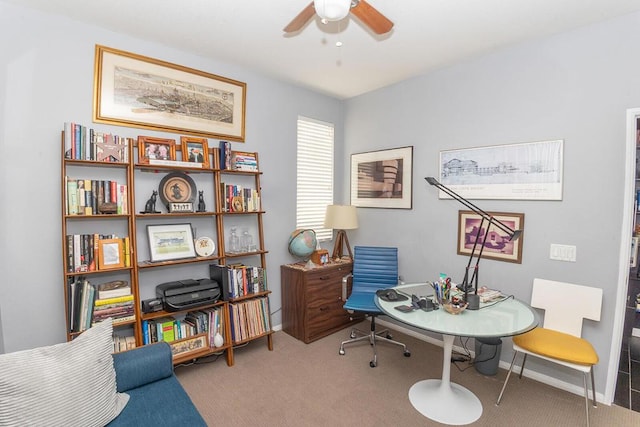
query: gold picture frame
[
  {"left": 93, "top": 45, "right": 246, "bottom": 141},
  {"left": 98, "top": 238, "right": 125, "bottom": 270},
  {"left": 457, "top": 210, "right": 524, "bottom": 264},
  {"left": 137, "top": 136, "right": 176, "bottom": 164},
  {"left": 180, "top": 136, "right": 210, "bottom": 168}
]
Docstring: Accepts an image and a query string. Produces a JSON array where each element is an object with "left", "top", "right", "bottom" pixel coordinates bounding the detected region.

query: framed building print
[
  {"left": 439, "top": 140, "right": 563, "bottom": 200},
  {"left": 350, "top": 146, "right": 413, "bottom": 209}
]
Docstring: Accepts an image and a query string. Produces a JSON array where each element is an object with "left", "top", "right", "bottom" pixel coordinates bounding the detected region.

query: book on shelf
[
  {"left": 64, "top": 122, "right": 130, "bottom": 162},
  {"left": 220, "top": 182, "right": 260, "bottom": 212},
  {"left": 95, "top": 280, "right": 131, "bottom": 299},
  {"left": 209, "top": 264, "right": 267, "bottom": 300},
  {"left": 113, "top": 335, "right": 136, "bottom": 353},
  {"left": 94, "top": 294, "right": 134, "bottom": 306},
  {"left": 65, "top": 178, "right": 128, "bottom": 216},
  {"left": 229, "top": 297, "right": 271, "bottom": 343},
  {"left": 68, "top": 278, "right": 97, "bottom": 333},
  {"left": 219, "top": 141, "right": 232, "bottom": 169},
  {"left": 65, "top": 234, "right": 130, "bottom": 273}
]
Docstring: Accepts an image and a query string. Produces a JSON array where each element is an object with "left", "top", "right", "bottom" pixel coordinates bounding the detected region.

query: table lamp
[
  {"left": 425, "top": 177, "right": 522, "bottom": 310},
  {"left": 324, "top": 204, "right": 358, "bottom": 260}
]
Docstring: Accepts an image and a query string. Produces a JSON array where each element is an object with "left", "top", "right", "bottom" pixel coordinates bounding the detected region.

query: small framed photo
[
  {"left": 138, "top": 136, "right": 176, "bottom": 164},
  {"left": 147, "top": 223, "right": 196, "bottom": 262},
  {"left": 181, "top": 136, "right": 210, "bottom": 168},
  {"left": 170, "top": 333, "right": 209, "bottom": 359},
  {"left": 457, "top": 211, "right": 524, "bottom": 264},
  {"left": 98, "top": 238, "right": 124, "bottom": 270}
]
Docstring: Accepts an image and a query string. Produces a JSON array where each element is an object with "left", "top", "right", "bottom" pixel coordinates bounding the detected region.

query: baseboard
[{"left": 376, "top": 318, "right": 608, "bottom": 406}]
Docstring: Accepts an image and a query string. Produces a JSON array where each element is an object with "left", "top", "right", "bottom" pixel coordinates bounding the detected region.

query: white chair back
[{"left": 531, "top": 278, "right": 603, "bottom": 337}]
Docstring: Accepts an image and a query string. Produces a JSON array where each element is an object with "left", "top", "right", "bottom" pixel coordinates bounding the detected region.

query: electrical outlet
[{"left": 549, "top": 244, "right": 577, "bottom": 262}]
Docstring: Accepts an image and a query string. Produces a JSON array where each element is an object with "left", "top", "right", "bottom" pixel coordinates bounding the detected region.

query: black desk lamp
[{"left": 425, "top": 177, "right": 522, "bottom": 310}]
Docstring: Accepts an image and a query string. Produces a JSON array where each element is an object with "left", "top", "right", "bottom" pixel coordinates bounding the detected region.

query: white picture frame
[
  {"left": 147, "top": 223, "right": 196, "bottom": 262},
  {"left": 350, "top": 146, "right": 413, "bottom": 209}
]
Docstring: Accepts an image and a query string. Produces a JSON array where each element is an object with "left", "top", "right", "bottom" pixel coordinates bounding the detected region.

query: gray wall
[
  {"left": 0, "top": 2, "right": 343, "bottom": 352},
  {"left": 344, "top": 11, "right": 640, "bottom": 397}
]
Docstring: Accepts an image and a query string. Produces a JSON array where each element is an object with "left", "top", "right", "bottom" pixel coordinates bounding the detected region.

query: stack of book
[
  {"left": 92, "top": 280, "right": 135, "bottom": 325},
  {"left": 230, "top": 151, "right": 258, "bottom": 171}
]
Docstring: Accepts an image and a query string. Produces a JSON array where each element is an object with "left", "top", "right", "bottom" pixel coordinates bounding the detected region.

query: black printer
[{"left": 156, "top": 278, "right": 221, "bottom": 312}]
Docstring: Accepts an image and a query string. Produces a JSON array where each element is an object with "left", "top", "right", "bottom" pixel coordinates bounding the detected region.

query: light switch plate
[{"left": 549, "top": 244, "right": 577, "bottom": 262}]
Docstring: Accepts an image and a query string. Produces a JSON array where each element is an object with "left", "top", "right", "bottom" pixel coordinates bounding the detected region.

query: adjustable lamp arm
[{"left": 424, "top": 177, "right": 521, "bottom": 241}]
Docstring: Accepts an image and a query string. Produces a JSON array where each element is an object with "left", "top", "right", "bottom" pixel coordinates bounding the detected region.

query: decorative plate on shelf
[
  {"left": 195, "top": 236, "right": 215, "bottom": 257},
  {"left": 158, "top": 171, "right": 196, "bottom": 209}
]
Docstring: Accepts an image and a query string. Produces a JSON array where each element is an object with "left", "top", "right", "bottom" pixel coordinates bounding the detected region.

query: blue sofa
[{"left": 107, "top": 342, "right": 206, "bottom": 427}]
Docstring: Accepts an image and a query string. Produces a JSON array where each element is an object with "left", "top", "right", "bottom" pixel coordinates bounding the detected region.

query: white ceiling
[{"left": 7, "top": 0, "right": 640, "bottom": 99}]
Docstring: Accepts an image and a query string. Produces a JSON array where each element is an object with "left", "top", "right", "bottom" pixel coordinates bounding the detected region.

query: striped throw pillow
[{"left": 0, "top": 318, "right": 129, "bottom": 427}]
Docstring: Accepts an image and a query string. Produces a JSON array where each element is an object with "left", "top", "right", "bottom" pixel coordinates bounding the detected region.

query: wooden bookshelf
[{"left": 60, "top": 123, "right": 272, "bottom": 366}]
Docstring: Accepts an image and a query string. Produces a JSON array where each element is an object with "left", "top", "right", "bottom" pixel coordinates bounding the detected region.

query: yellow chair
[{"left": 496, "top": 278, "right": 603, "bottom": 427}]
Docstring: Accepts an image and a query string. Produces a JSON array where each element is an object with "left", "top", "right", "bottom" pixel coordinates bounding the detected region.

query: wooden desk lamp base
[{"left": 332, "top": 230, "right": 353, "bottom": 260}]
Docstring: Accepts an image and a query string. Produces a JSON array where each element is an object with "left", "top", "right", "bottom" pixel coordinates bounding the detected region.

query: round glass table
[{"left": 376, "top": 283, "right": 538, "bottom": 425}]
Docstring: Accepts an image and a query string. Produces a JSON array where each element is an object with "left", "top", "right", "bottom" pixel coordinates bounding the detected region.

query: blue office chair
[{"left": 338, "top": 246, "right": 411, "bottom": 367}]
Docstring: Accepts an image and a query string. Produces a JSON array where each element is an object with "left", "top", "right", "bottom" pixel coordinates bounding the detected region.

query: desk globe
[{"left": 288, "top": 229, "right": 317, "bottom": 265}]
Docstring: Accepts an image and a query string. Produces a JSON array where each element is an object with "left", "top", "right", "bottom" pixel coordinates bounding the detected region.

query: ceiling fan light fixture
[{"left": 314, "top": 0, "right": 351, "bottom": 22}]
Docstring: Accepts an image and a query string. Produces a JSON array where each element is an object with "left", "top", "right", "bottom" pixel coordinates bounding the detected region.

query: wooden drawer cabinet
[{"left": 281, "top": 262, "right": 363, "bottom": 343}]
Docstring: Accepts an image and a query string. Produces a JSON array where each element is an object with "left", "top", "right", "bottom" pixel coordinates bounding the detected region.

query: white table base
[{"left": 408, "top": 334, "right": 482, "bottom": 425}]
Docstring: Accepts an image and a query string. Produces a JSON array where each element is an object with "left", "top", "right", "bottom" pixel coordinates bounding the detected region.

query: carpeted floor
[{"left": 175, "top": 321, "right": 640, "bottom": 426}]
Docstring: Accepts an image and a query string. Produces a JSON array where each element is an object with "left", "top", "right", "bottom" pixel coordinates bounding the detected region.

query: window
[{"left": 296, "top": 116, "right": 334, "bottom": 241}]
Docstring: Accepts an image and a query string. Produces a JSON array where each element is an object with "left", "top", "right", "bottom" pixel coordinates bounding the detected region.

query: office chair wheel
[
  {"left": 339, "top": 349, "right": 345, "bottom": 355},
  {"left": 404, "top": 350, "right": 411, "bottom": 357},
  {"left": 386, "top": 333, "right": 393, "bottom": 339},
  {"left": 370, "top": 361, "right": 377, "bottom": 368},
  {"left": 350, "top": 331, "right": 357, "bottom": 339}
]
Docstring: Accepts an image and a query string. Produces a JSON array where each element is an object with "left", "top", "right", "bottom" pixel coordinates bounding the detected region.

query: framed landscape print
[
  {"left": 350, "top": 146, "right": 413, "bottom": 209},
  {"left": 93, "top": 45, "right": 246, "bottom": 141},
  {"left": 457, "top": 210, "right": 524, "bottom": 264},
  {"left": 147, "top": 223, "right": 196, "bottom": 262}
]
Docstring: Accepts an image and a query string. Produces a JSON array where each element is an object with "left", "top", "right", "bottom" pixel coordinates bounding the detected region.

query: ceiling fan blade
[
  {"left": 284, "top": 2, "right": 316, "bottom": 33},
  {"left": 351, "top": 0, "right": 394, "bottom": 35}
]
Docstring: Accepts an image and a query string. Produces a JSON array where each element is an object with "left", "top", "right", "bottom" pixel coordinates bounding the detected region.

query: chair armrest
[
  {"left": 342, "top": 273, "right": 353, "bottom": 301},
  {"left": 111, "top": 342, "right": 174, "bottom": 392}
]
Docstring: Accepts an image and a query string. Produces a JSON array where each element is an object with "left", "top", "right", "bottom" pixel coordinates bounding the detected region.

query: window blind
[{"left": 296, "top": 116, "right": 334, "bottom": 241}]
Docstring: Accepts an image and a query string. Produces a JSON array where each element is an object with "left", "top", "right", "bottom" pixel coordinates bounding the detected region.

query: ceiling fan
[{"left": 284, "top": 0, "right": 394, "bottom": 35}]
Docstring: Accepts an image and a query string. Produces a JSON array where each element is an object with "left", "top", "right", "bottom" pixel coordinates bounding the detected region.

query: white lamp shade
[
  {"left": 324, "top": 205, "right": 358, "bottom": 230},
  {"left": 314, "top": 0, "right": 351, "bottom": 22}
]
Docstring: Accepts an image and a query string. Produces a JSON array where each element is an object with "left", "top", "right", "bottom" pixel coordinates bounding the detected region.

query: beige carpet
[{"left": 175, "top": 321, "right": 640, "bottom": 426}]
